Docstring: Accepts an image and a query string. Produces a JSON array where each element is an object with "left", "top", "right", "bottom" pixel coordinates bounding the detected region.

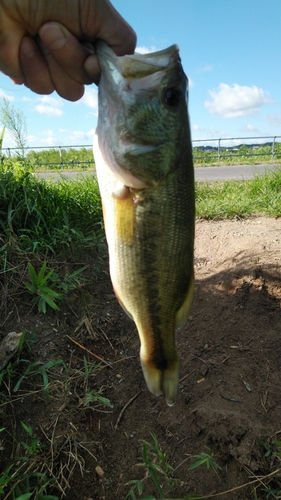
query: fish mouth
[
  {"left": 95, "top": 41, "right": 180, "bottom": 81},
  {"left": 119, "top": 129, "right": 160, "bottom": 155}
]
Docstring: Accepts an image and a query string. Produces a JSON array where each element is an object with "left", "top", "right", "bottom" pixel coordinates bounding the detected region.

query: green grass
[
  {"left": 196, "top": 168, "right": 281, "bottom": 219},
  {"left": 0, "top": 159, "right": 103, "bottom": 258},
  {"left": 26, "top": 146, "right": 94, "bottom": 171},
  {"left": 125, "top": 432, "right": 179, "bottom": 500}
]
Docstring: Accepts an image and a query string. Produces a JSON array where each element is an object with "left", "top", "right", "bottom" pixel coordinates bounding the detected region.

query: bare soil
[{"left": 1, "top": 217, "right": 281, "bottom": 499}]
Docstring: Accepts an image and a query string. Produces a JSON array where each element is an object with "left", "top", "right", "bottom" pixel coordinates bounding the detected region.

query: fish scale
[{"left": 94, "top": 41, "right": 195, "bottom": 405}]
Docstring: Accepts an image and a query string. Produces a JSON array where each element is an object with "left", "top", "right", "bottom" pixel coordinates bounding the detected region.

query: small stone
[{"left": 95, "top": 465, "right": 104, "bottom": 477}]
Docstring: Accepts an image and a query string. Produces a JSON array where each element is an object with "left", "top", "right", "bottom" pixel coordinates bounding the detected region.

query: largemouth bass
[{"left": 93, "top": 41, "right": 195, "bottom": 405}]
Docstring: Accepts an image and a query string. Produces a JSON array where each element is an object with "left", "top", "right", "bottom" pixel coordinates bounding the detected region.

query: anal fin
[{"left": 175, "top": 275, "right": 194, "bottom": 329}]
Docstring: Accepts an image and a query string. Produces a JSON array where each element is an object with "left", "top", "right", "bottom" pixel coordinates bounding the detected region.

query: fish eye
[{"left": 163, "top": 87, "right": 182, "bottom": 107}]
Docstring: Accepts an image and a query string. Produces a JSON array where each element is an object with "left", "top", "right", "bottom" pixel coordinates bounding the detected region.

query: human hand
[{"left": 0, "top": 0, "right": 136, "bottom": 100}]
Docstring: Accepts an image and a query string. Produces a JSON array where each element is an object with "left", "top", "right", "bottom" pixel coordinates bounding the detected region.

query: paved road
[
  {"left": 195, "top": 163, "right": 280, "bottom": 181},
  {"left": 38, "top": 163, "right": 281, "bottom": 183}
]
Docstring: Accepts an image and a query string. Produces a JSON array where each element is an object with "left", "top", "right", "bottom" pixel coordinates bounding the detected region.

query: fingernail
[
  {"left": 40, "top": 23, "right": 67, "bottom": 51},
  {"left": 20, "top": 37, "right": 36, "bottom": 58}
]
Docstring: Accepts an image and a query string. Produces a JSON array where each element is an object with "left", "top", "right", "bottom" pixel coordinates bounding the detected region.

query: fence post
[
  {"left": 271, "top": 136, "right": 276, "bottom": 161},
  {"left": 218, "top": 138, "right": 221, "bottom": 163},
  {"left": 58, "top": 146, "right": 63, "bottom": 169}
]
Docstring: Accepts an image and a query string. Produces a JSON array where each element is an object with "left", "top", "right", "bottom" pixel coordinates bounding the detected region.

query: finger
[
  {"left": 38, "top": 39, "right": 85, "bottom": 101},
  {"left": 84, "top": 54, "right": 100, "bottom": 85},
  {"left": 19, "top": 36, "right": 55, "bottom": 94},
  {"left": 39, "top": 22, "right": 93, "bottom": 85},
  {"left": 84, "top": 0, "right": 137, "bottom": 56},
  {"left": 0, "top": 25, "right": 25, "bottom": 83}
]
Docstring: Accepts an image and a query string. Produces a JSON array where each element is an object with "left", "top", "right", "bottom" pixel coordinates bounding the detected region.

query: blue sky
[{"left": 0, "top": 0, "right": 280, "bottom": 149}]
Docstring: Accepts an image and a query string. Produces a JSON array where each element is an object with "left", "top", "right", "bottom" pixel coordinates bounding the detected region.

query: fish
[{"left": 93, "top": 41, "right": 195, "bottom": 406}]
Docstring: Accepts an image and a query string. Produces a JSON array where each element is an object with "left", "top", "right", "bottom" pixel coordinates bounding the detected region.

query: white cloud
[
  {"left": 67, "top": 128, "right": 95, "bottom": 143},
  {"left": 240, "top": 124, "right": 259, "bottom": 133},
  {"left": 39, "top": 96, "right": 62, "bottom": 106},
  {"left": 35, "top": 105, "right": 63, "bottom": 116},
  {"left": 205, "top": 83, "right": 272, "bottom": 118},
  {"left": 192, "top": 125, "right": 228, "bottom": 139},
  {"left": 80, "top": 87, "right": 98, "bottom": 111},
  {"left": 37, "top": 129, "right": 59, "bottom": 146},
  {"left": 43, "top": 138, "right": 57, "bottom": 146},
  {"left": 0, "top": 89, "right": 14, "bottom": 101},
  {"left": 136, "top": 45, "right": 158, "bottom": 54},
  {"left": 35, "top": 95, "right": 64, "bottom": 116},
  {"left": 27, "top": 134, "right": 37, "bottom": 144}
]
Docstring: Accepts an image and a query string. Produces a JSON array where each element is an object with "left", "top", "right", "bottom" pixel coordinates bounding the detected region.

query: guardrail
[{"left": 2, "top": 135, "right": 281, "bottom": 167}]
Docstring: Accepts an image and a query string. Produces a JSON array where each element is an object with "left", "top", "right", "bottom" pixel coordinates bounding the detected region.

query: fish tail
[{"left": 141, "top": 355, "right": 179, "bottom": 406}]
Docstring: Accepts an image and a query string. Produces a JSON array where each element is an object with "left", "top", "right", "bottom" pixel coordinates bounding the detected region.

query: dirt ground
[{"left": 1, "top": 216, "right": 281, "bottom": 499}]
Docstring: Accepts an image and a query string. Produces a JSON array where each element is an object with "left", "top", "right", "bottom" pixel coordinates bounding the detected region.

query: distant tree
[{"left": 0, "top": 97, "right": 27, "bottom": 155}]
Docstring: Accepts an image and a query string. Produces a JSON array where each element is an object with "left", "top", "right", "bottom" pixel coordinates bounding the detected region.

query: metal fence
[
  {"left": 2, "top": 135, "right": 281, "bottom": 167},
  {"left": 2, "top": 144, "right": 95, "bottom": 168},
  {"left": 193, "top": 135, "right": 281, "bottom": 162}
]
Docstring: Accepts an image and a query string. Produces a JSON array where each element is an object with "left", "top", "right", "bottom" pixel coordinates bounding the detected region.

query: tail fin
[{"left": 141, "top": 356, "right": 179, "bottom": 406}]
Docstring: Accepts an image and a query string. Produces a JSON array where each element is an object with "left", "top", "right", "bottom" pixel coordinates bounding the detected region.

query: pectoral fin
[
  {"left": 175, "top": 275, "right": 194, "bottom": 329},
  {"left": 114, "top": 189, "right": 135, "bottom": 245}
]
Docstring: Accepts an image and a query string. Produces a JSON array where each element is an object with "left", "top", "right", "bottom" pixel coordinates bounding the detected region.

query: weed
[
  {"left": 19, "top": 332, "right": 37, "bottom": 354},
  {"left": 188, "top": 448, "right": 221, "bottom": 475},
  {"left": 13, "top": 359, "right": 68, "bottom": 400},
  {"left": 72, "top": 356, "right": 113, "bottom": 408},
  {"left": 20, "top": 421, "right": 44, "bottom": 457},
  {"left": 126, "top": 433, "right": 178, "bottom": 500},
  {"left": 0, "top": 424, "right": 59, "bottom": 499},
  {"left": 0, "top": 360, "right": 20, "bottom": 392},
  {"left": 83, "top": 390, "right": 113, "bottom": 408},
  {"left": 23, "top": 261, "right": 64, "bottom": 313},
  {"left": 0, "top": 464, "right": 14, "bottom": 496},
  {"left": 50, "top": 264, "right": 89, "bottom": 294},
  {"left": 0, "top": 462, "right": 58, "bottom": 500},
  {"left": 273, "top": 440, "right": 281, "bottom": 459},
  {"left": 126, "top": 440, "right": 223, "bottom": 499},
  {"left": 0, "top": 343, "right": 68, "bottom": 401},
  {"left": 73, "top": 356, "right": 101, "bottom": 384},
  {"left": 0, "top": 97, "right": 27, "bottom": 154}
]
